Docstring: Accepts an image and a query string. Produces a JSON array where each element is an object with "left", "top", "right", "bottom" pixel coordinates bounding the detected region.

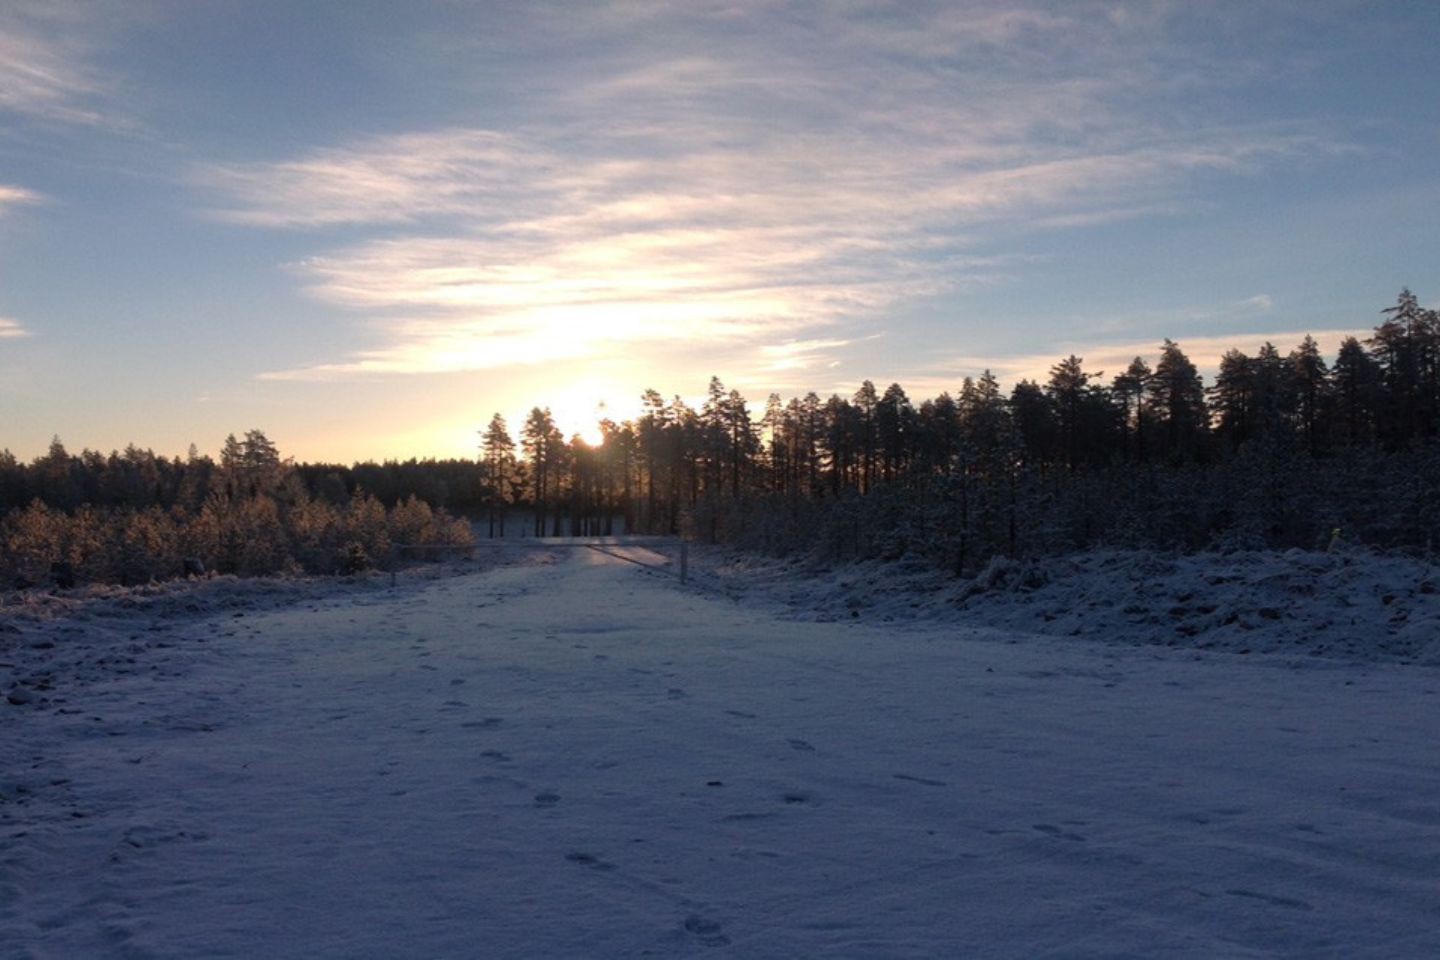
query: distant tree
[
  {"left": 852, "top": 380, "right": 879, "bottom": 493},
  {"left": 918, "top": 391, "right": 960, "bottom": 477},
  {"left": 342, "top": 491, "right": 390, "bottom": 570},
  {"left": 876, "top": 383, "right": 912, "bottom": 483},
  {"left": 3, "top": 499, "right": 63, "bottom": 584},
  {"left": 1046, "top": 356, "right": 1091, "bottom": 471},
  {"left": 480, "top": 413, "right": 516, "bottom": 537},
  {"left": 1289, "top": 335, "right": 1330, "bottom": 454},
  {"left": 1112, "top": 357, "right": 1152, "bottom": 463},
  {"left": 37, "top": 437, "right": 79, "bottom": 510},
  {"left": 1146, "top": 340, "right": 1208, "bottom": 463},
  {"left": 522, "top": 408, "right": 561, "bottom": 536},
  {"left": 1370, "top": 288, "right": 1438, "bottom": 445},
  {"left": 1010, "top": 380, "right": 1055, "bottom": 468},
  {"left": 1211, "top": 348, "right": 1254, "bottom": 451},
  {"left": 1332, "top": 336, "right": 1381, "bottom": 446}
]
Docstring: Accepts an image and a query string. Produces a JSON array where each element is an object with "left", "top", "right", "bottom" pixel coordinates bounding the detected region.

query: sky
[{"left": 1, "top": 0, "right": 1437, "bottom": 463}]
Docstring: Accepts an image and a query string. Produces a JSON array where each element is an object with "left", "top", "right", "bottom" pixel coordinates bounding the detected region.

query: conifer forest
[{"left": 3, "top": 290, "right": 1437, "bottom": 586}]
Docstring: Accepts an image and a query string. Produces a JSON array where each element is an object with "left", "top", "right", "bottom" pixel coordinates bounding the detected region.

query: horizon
[
  {"left": 6, "top": 320, "right": 1391, "bottom": 465},
  {"left": 2, "top": 1, "right": 1437, "bottom": 462}
]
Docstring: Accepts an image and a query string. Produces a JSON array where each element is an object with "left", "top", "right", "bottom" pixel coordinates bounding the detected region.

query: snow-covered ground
[
  {"left": 692, "top": 547, "right": 1440, "bottom": 665},
  {"left": 3, "top": 545, "right": 1439, "bottom": 958}
]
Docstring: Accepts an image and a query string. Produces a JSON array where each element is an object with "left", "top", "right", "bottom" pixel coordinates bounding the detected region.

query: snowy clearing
[{"left": 3, "top": 546, "right": 1440, "bottom": 958}]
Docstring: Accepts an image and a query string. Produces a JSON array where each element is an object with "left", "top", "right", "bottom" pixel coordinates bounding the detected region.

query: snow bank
[{"left": 693, "top": 547, "right": 1440, "bottom": 665}]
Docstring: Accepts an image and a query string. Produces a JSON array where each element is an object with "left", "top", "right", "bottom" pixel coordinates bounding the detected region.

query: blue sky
[{"left": 1, "top": 0, "right": 1437, "bottom": 461}]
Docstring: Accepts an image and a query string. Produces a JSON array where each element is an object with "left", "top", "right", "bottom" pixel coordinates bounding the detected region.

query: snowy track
[{"left": 3, "top": 549, "right": 1440, "bottom": 958}]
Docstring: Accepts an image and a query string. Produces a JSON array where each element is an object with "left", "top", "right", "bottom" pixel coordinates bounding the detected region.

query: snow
[
  {"left": 3, "top": 545, "right": 1440, "bottom": 958},
  {"left": 692, "top": 547, "right": 1440, "bottom": 665}
]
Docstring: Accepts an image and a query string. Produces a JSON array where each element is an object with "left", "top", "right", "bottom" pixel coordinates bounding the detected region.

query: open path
[{"left": 3, "top": 548, "right": 1439, "bottom": 958}]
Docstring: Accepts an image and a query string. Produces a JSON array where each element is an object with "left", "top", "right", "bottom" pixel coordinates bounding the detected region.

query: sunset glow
[
  {"left": 4, "top": 9, "right": 1440, "bottom": 953},
  {"left": 0, "top": 2, "right": 1436, "bottom": 461}
]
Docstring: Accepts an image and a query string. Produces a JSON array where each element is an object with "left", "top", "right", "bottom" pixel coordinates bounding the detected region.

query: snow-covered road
[{"left": 4, "top": 548, "right": 1439, "bottom": 958}]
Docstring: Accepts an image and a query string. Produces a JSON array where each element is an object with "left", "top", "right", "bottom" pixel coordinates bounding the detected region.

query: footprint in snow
[
  {"left": 1226, "top": 888, "right": 1314, "bottom": 910},
  {"left": 722, "top": 811, "right": 778, "bottom": 823},
  {"left": 893, "top": 773, "right": 947, "bottom": 787},
  {"left": 683, "top": 915, "right": 731, "bottom": 947}
]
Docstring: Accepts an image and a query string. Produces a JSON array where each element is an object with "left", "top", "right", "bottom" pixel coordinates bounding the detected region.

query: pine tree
[
  {"left": 1211, "top": 348, "right": 1254, "bottom": 451},
  {"left": 1010, "top": 380, "right": 1055, "bottom": 469},
  {"left": 1146, "top": 340, "right": 1208, "bottom": 463},
  {"left": 1111, "top": 357, "right": 1151, "bottom": 463},
  {"left": 1289, "top": 335, "right": 1330, "bottom": 454},
  {"left": 1046, "top": 356, "right": 1089, "bottom": 471},
  {"left": 522, "top": 407, "right": 559, "bottom": 537},
  {"left": 1332, "top": 336, "right": 1380, "bottom": 446},
  {"left": 876, "top": 383, "right": 912, "bottom": 483},
  {"left": 852, "top": 380, "right": 879, "bottom": 493},
  {"left": 1371, "top": 289, "right": 1427, "bottom": 446},
  {"left": 480, "top": 413, "right": 516, "bottom": 537}
]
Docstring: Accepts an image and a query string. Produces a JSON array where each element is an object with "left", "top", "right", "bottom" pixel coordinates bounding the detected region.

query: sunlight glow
[{"left": 540, "top": 379, "right": 627, "bottom": 449}]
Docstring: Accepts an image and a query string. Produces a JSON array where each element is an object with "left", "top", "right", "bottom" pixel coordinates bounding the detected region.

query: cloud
[
  {"left": 204, "top": 2, "right": 1342, "bottom": 382},
  {"left": 759, "top": 337, "right": 859, "bottom": 373},
  {"left": 0, "top": 7, "right": 115, "bottom": 126},
  {"left": 0, "top": 317, "right": 31, "bottom": 338},
  {"left": 203, "top": 129, "right": 547, "bottom": 229},
  {"left": 0, "top": 184, "right": 43, "bottom": 213}
]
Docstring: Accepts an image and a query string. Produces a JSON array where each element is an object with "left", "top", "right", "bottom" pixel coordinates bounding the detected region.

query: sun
[
  {"left": 573, "top": 421, "right": 606, "bottom": 447},
  {"left": 547, "top": 381, "right": 617, "bottom": 448}
]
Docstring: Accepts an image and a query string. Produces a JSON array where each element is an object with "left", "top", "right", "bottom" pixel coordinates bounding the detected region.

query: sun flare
[{"left": 544, "top": 380, "right": 622, "bottom": 448}]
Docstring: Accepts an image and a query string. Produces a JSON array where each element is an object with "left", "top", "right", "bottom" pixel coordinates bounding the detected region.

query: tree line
[
  {"left": 3, "top": 289, "right": 1437, "bottom": 586},
  {"left": 0, "top": 430, "right": 473, "bottom": 586},
  {"left": 475, "top": 289, "right": 1440, "bottom": 566}
]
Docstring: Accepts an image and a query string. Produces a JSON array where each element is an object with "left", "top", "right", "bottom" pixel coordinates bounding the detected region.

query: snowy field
[{"left": 3, "top": 545, "right": 1440, "bottom": 958}]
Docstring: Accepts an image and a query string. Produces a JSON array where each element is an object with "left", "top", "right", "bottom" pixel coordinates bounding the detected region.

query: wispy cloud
[
  {"left": 204, "top": 129, "right": 545, "bottom": 229},
  {"left": 0, "top": 184, "right": 44, "bottom": 213},
  {"left": 759, "top": 337, "right": 857, "bottom": 373},
  {"left": 1072, "top": 293, "right": 1278, "bottom": 339},
  {"left": 0, "top": 317, "right": 31, "bottom": 339},
  {"left": 0, "top": 6, "right": 115, "bottom": 127},
  {"left": 203, "top": 1, "right": 1343, "bottom": 382}
]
